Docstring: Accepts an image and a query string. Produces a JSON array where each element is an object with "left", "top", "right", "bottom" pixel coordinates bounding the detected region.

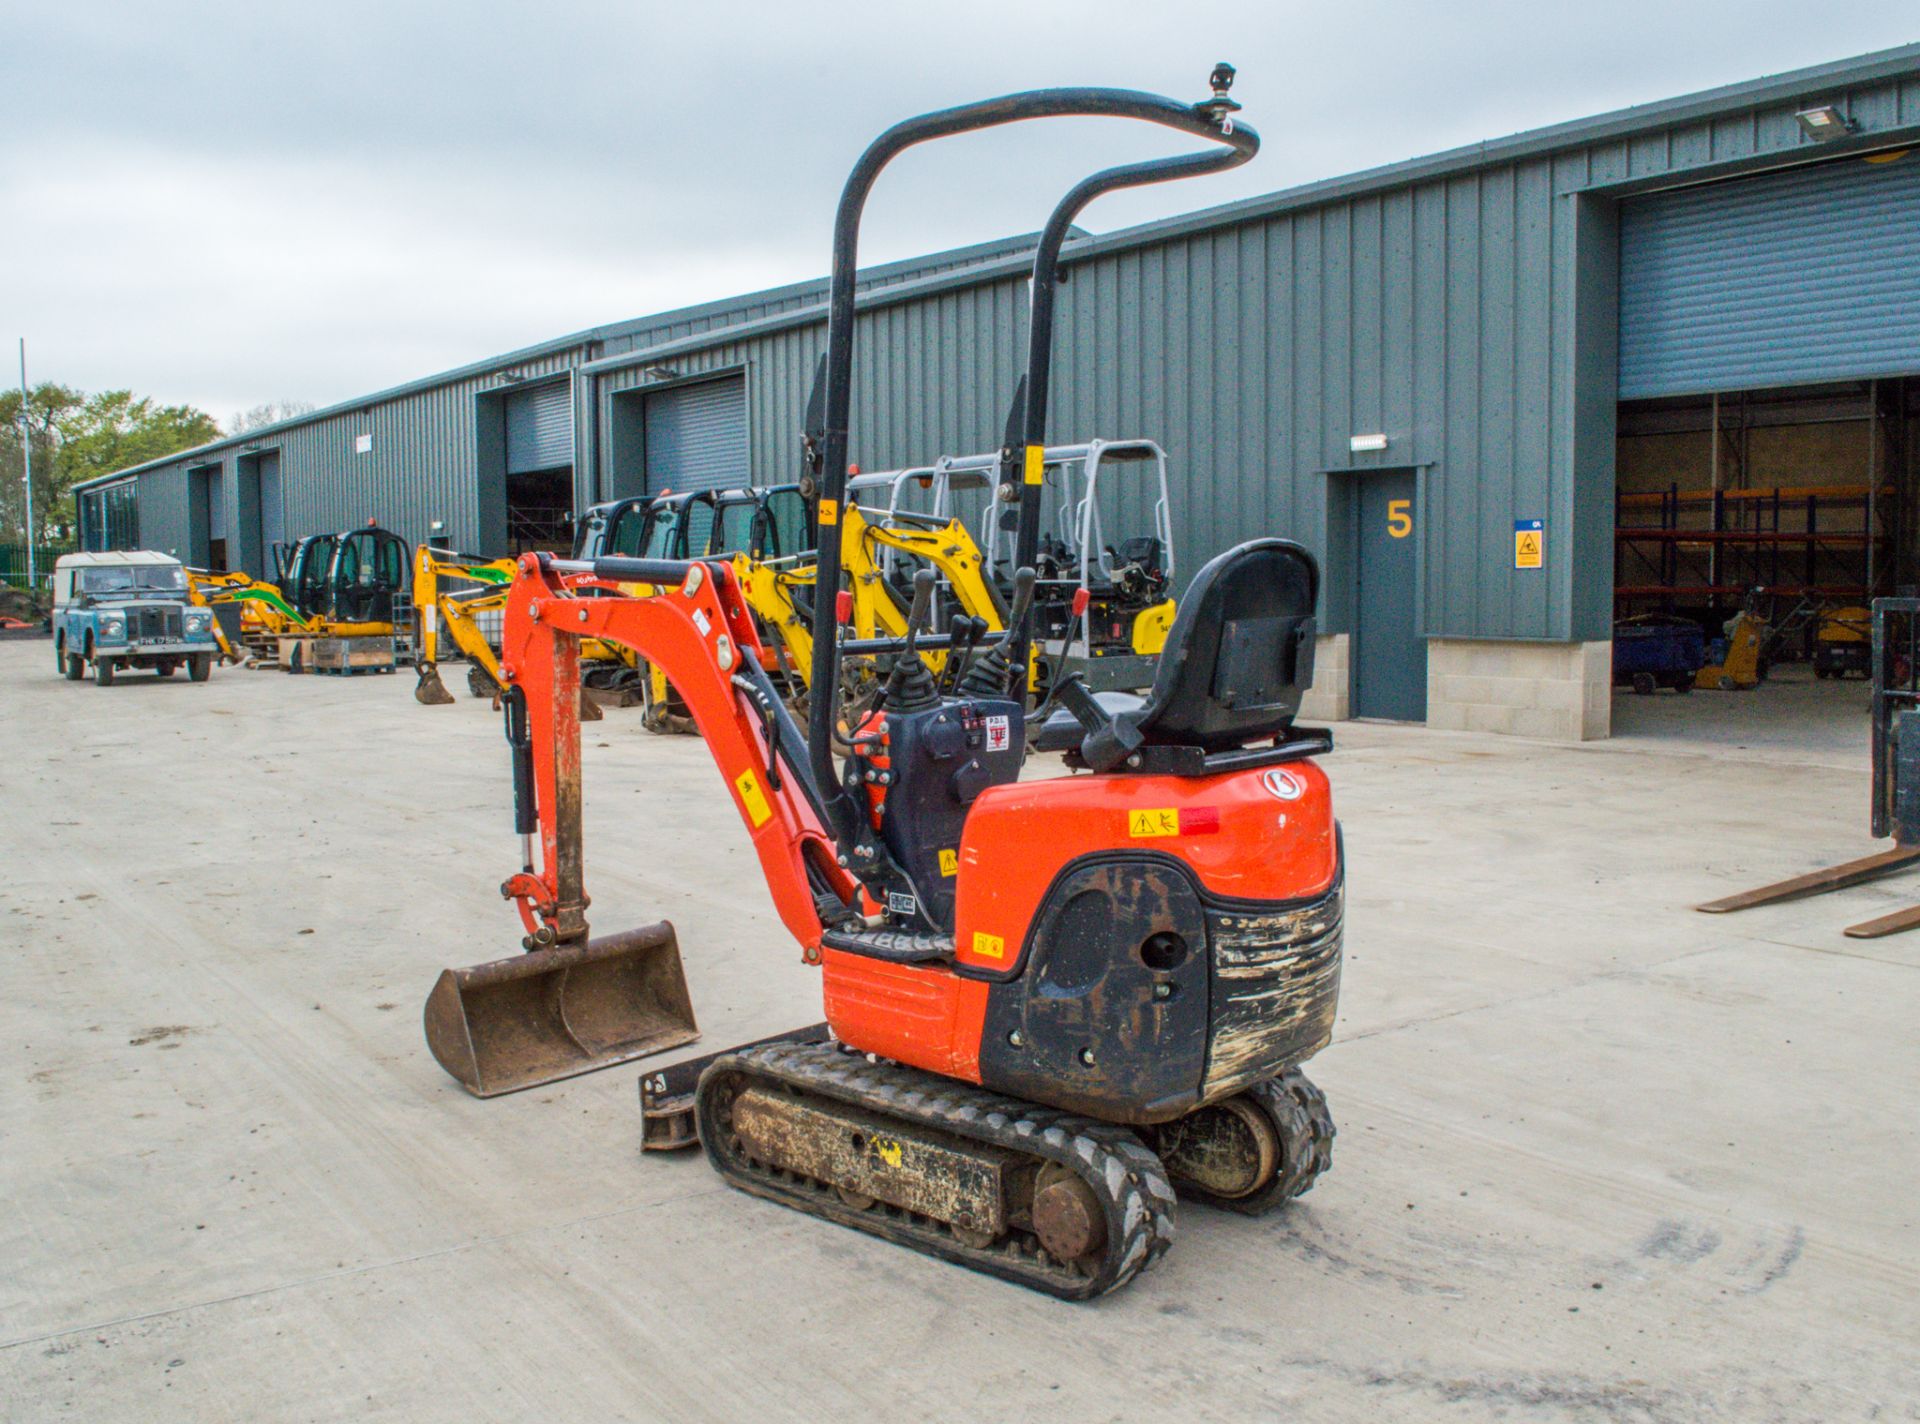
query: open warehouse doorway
[
  {"left": 502, "top": 378, "right": 574, "bottom": 552},
  {"left": 1611, "top": 146, "right": 1920, "bottom": 750},
  {"left": 476, "top": 376, "right": 576, "bottom": 555}
]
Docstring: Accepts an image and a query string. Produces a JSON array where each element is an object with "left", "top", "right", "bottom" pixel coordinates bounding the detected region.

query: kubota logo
[{"left": 1262, "top": 768, "right": 1304, "bottom": 801}]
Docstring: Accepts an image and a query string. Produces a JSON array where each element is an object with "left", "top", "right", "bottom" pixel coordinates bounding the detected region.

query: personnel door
[{"left": 1353, "top": 470, "right": 1425, "bottom": 720}]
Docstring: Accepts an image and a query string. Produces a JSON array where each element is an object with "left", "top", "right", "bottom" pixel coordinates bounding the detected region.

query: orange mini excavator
[{"left": 425, "top": 69, "right": 1344, "bottom": 1299}]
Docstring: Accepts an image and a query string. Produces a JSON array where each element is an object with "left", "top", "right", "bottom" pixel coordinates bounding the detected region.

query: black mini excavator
[{"left": 427, "top": 68, "right": 1345, "bottom": 1299}]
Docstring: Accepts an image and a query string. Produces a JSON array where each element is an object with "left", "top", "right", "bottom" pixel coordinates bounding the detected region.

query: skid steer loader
[{"left": 424, "top": 70, "right": 1345, "bottom": 1302}]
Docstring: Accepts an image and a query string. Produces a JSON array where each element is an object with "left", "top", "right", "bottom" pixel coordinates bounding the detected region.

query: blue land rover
[{"left": 52, "top": 552, "right": 219, "bottom": 685}]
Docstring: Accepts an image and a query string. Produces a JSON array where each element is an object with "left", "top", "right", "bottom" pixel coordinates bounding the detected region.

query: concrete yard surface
[{"left": 1, "top": 640, "right": 1915, "bottom": 1422}]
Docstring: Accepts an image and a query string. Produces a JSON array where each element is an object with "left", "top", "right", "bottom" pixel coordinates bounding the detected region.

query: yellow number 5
[{"left": 1386, "top": 499, "right": 1412, "bottom": 539}]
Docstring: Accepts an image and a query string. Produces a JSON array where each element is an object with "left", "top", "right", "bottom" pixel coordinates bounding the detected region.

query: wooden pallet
[{"left": 311, "top": 636, "right": 396, "bottom": 675}]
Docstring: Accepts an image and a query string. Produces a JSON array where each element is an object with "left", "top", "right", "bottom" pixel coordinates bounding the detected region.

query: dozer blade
[
  {"left": 414, "top": 664, "right": 457, "bottom": 705},
  {"left": 424, "top": 921, "right": 698, "bottom": 1097}
]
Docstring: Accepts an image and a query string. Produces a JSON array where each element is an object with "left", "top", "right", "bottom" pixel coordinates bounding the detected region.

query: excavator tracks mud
[
  {"left": 695, "top": 1040, "right": 1177, "bottom": 1300},
  {"left": 1150, "top": 1068, "right": 1335, "bottom": 1215}
]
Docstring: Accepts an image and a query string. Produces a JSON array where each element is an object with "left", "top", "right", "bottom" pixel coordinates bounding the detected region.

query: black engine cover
[
  {"left": 974, "top": 851, "right": 1346, "bottom": 1125},
  {"left": 977, "top": 856, "right": 1211, "bottom": 1124},
  {"left": 878, "top": 697, "right": 1024, "bottom": 930}
]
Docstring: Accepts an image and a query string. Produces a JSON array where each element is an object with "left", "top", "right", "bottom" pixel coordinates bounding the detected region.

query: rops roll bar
[{"left": 805, "top": 69, "right": 1260, "bottom": 858}]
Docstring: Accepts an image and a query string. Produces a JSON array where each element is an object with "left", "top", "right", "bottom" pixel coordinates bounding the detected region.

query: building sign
[{"left": 1514, "top": 518, "right": 1543, "bottom": 569}]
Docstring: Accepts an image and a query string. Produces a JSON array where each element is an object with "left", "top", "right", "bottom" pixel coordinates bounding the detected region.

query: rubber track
[
  {"left": 696, "top": 1040, "right": 1177, "bottom": 1300},
  {"left": 1178, "top": 1068, "right": 1335, "bottom": 1216}
]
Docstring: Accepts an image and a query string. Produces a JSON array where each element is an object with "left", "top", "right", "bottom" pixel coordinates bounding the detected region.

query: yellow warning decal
[
  {"left": 1023, "top": 445, "right": 1045, "bottom": 485},
  {"left": 817, "top": 498, "right": 839, "bottom": 527},
  {"left": 1514, "top": 518, "right": 1543, "bottom": 569},
  {"left": 938, "top": 848, "right": 958, "bottom": 877},
  {"left": 735, "top": 769, "right": 773, "bottom": 828},
  {"left": 874, "top": 1138, "right": 904, "bottom": 1167},
  {"left": 1128, "top": 808, "right": 1181, "bottom": 838},
  {"left": 971, "top": 931, "right": 1006, "bottom": 960}
]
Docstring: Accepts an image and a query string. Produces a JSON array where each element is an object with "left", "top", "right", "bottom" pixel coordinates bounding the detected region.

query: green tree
[
  {"left": 0, "top": 385, "right": 220, "bottom": 544},
  {"left": 0, "top": 382, "right": 80, "bottom": 545}
]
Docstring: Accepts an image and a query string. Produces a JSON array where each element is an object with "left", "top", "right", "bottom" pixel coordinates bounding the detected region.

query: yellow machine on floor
[
  {"left": 742, "top": 500, "right": 1019, "bottom": 713},
  {"left": 187, "top": 532, "right": 404, "bottom": 662},
  {"left": 1697, "top": 589, "right": 1768, "bottom": 690},
  {"left": 411, "top": 546, "right": 516, "bottom": 704},
  {"left": 1814, "top": 604, "right": 1873, "bottom": 680},
  {"left": 413, "top": 543, "right": 625, "bottom": 720},
  {"left": 184, "top": 568, "right": 277, "bottom": 662}
]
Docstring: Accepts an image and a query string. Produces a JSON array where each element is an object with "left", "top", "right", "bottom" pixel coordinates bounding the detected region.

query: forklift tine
[
  {"left": 1843, "top": 903, "right": 1920, "bottom": 939},
  {"left": 1695, "top": 845, "right": 1920, "bottom": 913}
]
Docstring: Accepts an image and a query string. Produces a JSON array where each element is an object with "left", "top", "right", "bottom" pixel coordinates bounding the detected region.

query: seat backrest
[
  {"left": 1127, "top": 538, "right": 1319, "bottom": 751},
  {"left": 1116, "top": 535, "right": 1166, "bottom": 581}
]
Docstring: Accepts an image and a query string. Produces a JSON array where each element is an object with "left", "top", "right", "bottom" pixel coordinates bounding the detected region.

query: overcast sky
[{"left": 5, "top": 2, "right": 1915, "bottom": 423}]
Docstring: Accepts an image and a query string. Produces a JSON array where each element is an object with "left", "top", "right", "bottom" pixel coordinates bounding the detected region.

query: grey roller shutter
[
  {"left": 643, "top": 376, "right": 748, "bottom": 494},
  {"left": 1620, "top": 152, "right": 1920, "bottom": 399},
  {"left": 259, "top": 452, "right": 284, "bottom": 550},
  {"left": 505, "top": 379, "right": 573, "bottom": 473}
]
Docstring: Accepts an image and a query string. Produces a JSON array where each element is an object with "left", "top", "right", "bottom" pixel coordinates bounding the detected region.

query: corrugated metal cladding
[
  {"left": 77, "top": 49, "right": 1920, "bottom": 650},
  {"left": 136, "top": 468, "right": 190, "bottom": 561},
  {"left": 592, "top": 276, "right": 1031, "bottom": 498},
  {"left": 1040, "top": 74, "right": 1920, "bottom": 643},
  {"left": 642, "top": 377, "right": 748, "bottom": 493},
  {"left": 505, "top": 379, "right": 573, "bottom": 472},
  {"left": 258, "top": 451, "right": 284, "bottom": 550},
  {"left": 1619, "top": 151, "right": 1920, "bottom": 398}
]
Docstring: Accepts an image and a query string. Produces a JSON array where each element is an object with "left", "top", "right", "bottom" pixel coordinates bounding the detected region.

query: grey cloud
[{"left": 6, "top": 1, "right": 1915, "bottom": 413}]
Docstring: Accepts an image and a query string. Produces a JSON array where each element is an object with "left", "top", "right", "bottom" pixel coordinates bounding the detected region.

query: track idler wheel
[
  {"left": 414, "top": 663, "right": 457, "bottom": 705},
  {"left": 1155, "top": 1068, "right": 1334, "bottom": 1215}
]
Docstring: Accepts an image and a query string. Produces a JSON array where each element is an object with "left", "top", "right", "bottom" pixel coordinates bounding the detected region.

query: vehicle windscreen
[
  {"left": 760, "top": 489, "right": 810, "bottom": 559},
  {"left": 80, "top": 565, "right": 187, "bottom": 596},
  {"left": 712, "top": 501, "right": 756, "bottom": 557}
]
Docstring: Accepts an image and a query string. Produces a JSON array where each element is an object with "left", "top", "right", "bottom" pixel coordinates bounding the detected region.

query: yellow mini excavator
[
  {"left": 411, "top": 545, "right": 517, "bottom": 703},
  {"left": 413, "top": 542, "right": 615, "bottom": 721},
  {"left": 186, "top": 523, "right": 412, "bottom": 668}
]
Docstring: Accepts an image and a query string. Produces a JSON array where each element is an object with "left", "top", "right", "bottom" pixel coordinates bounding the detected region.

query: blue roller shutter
[
  {"left": 643, "top": 376, "right": 748, "bottom": 494},
  {"left": 505, "top": 379, "right": 573, "bottom": 473},
  {"left": 1620, "top": 151, "right": 1920, "bottom": 399}
]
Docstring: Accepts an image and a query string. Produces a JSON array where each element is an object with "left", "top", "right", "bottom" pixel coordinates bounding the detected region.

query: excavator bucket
[
  {"left": 424, "top": 921, "right": 698, "bottom": 1096},
  {"left": 414, "top": 663, "right": 457, "bottom": 704}
]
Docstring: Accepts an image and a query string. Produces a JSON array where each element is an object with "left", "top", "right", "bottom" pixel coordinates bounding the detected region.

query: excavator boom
[{"left": 423, "top": 551, "right": 862, "bottom": 1095}]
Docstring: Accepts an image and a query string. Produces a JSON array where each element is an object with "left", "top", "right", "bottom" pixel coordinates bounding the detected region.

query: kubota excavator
[{"left": 425, "top": 69, "right": 1341, "bottom": 1300}]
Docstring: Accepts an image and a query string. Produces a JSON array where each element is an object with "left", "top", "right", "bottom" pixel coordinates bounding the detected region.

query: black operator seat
[{"left": 1031, "top": 537, "right": 1329, "bottom": 775}]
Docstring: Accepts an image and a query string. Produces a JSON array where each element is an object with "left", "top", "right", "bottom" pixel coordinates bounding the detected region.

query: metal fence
[{"left": 0, "top": 542, "right": 73, "bottom": 591}]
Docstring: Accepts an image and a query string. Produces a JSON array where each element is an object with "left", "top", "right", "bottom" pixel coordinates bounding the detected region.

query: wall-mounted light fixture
[
  {"left": 643, "top": 365, "right": 681, "bottom": 381},
  {"left": 1349, "top": 433, "right": 1389, "bottom": 454},
  {"left": 497, "top": 371, "right": 527, "bottom": 385},
  {"left": 429, "top": 520, "right": 445, "bottom": 533},
  {"left": 1795, "top": 105, "right": 1858, "bottom": 141}
]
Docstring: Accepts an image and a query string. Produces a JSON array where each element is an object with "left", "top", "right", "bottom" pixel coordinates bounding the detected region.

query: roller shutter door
[
  {"left": 644, "top": 376, "right": 748, "bottom": 494},
  {"left": 505, "top": 379, "right": 573, "bottom": 473},
  {"left": 1619, "top": 152, "right": 1920, "bottom": 399},
  {"left": 259, "top": 451, "right": 284, "bottom": 550}
]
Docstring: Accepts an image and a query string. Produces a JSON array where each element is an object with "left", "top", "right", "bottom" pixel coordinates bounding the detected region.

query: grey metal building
[{"left": 76, "top": 44, "right": 1920, "bottom": 738}]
